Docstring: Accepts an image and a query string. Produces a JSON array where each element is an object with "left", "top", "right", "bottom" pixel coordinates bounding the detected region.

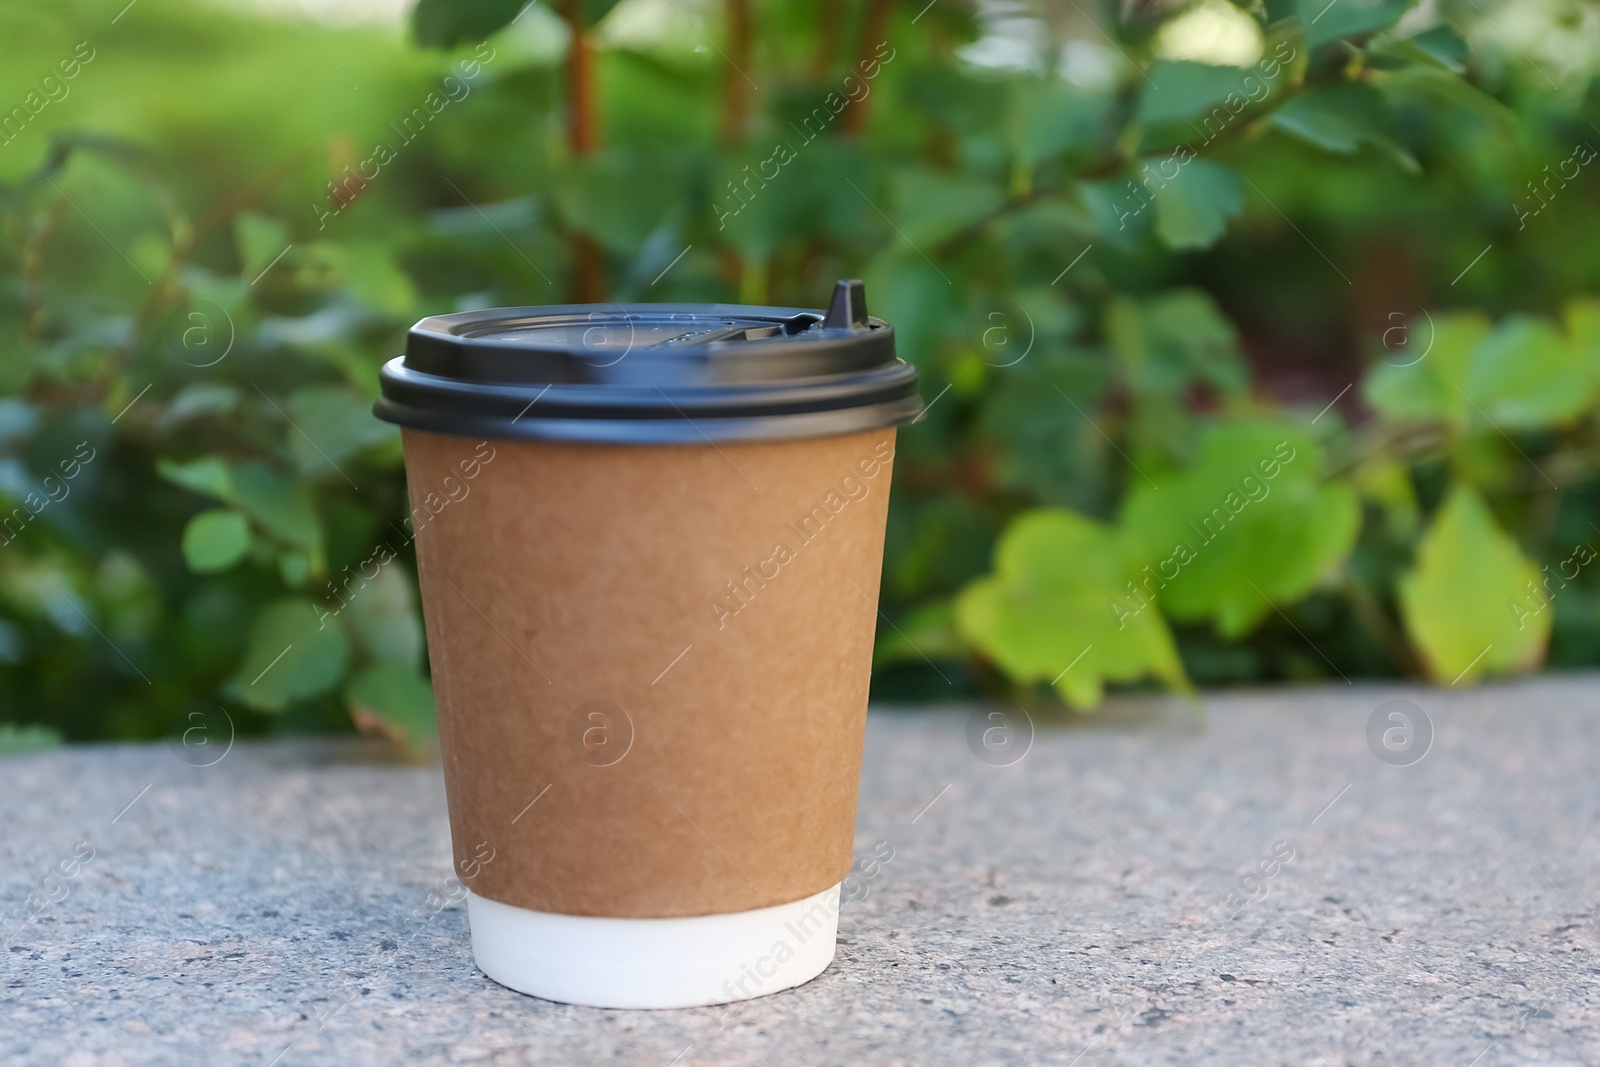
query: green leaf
[
  {"left": 579, "top": 0, "right": 624, "bottom": 26},
  {"left": 181, "top": 509, "right": 251, "bottom": 573},
  {"left": 230, "top": 463, "right": 322, "bottom": 555},
  {"left": 279, "top": 552, "right": 311, "bottom": 588},
  {"left": 553, "top": 153, "right": 684, "bottom": 255},
  {"left": 1373, "top": 64, "right": 1517, "bottom": 136},
  {"left": 1120, "top": 421, "right": 1360, "bottom": 636},
  {"left": 1397, "top": 485, "right": 1549, "bottom": 684},
  {"left": 234, "top": 211, "right": 290, "bottom": 277},
  {"left": 342, "top": 561, "right": 425, "bottom": 669},
  {"left": 284, "top": 385, "right": 398, "bottom": 478},
  {"left": 1079, "top": 178, "right": 1153, "bottom": 248},
  {"left": 1137, "top": 61, "right": 1250, "bottom": 126},
  {"left": 346, "top": 664, "right": 437, "bottom": 750},
  {"left": 157, "top": 456, "right": 235, "bottom": 503},
  {"left": 1406, "top": 25, "right": 1469, "bottom": 72},
  {"left": 1126, "top": 390, "right": 1201, "bottom": 471},
  {"left": 955, "top": 509, "right": 1190, "bottom": 709},
  {"left": 890, "top": 169, "right": 1005, "bottom": 246},
  {"left": 229, "top": 599, "right": 349, "bottom": 712},
  {"left": 412, "top": 0, "right": 523, "bottom": 48},
  {"left": 0, "top": 722, "right": 62, "bottom": 755},
  {"left": 1107, "top": 288, "right": 1247, "bottom": 398},
  {"left": 159, "top": 384, "right": 241, "bottom": 430},
  {"left": 1465, "top": 316, "right": 1591, "bottom": 430},
  {"left": 1008, "top": 81, "right": 1115, "bottom": 164},
  {"left": 1364, "top": 312, "right": 1592, "bottom": 431},
  {"left": 1153, "top": 159, "right": 1243, "bottom": 250},
  {"left": 1566, "top": 298, "right": 1600, "bottom": 381},
  {"left": 1362, "top": 311, "right": 1489, "bottom": 424},
  {"left": 1566, "top": 297, "right": 1600, "bottom": 350},
  {"left": 863, "top": 256, "right": 953, "bottom": 369},
  {"left": 719, "top": 176, "right": 784, "bottom": 257},
  {"left": 1271, "top": 82, "right": 1398, "bottom": 154},
  {"left": 335, "top": 242, "right": 417, "bottom": 316},
  {"left": 1297, "top": 0, "right": 1412, "bottom": 49}
]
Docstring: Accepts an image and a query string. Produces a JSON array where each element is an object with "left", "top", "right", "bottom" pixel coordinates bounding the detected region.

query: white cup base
[{"left": 467, "top": 884, "right": 841, "bottom": 1009}]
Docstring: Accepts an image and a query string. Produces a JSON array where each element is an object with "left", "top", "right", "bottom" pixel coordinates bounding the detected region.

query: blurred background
[{"left": 2, "top": 0, "right": 1599, "bottom": 752}]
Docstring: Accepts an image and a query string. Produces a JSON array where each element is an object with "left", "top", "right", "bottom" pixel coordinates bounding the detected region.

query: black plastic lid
[{"left": 374, "top": 280, "right": 921, "bottom": 444}]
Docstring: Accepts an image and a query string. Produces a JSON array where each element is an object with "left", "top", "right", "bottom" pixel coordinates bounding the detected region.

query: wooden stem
[
  {"left": 810, "top": 0, "right": 846, "bottom": 80},
  {"left": 840, "top": 0, "right": 894, "bottom": 136},
  {"left": 565, "top": 0, "right": 598, "bottom": 157},
  {"left": 720, "top": 0, "right": 754, "bottom": 145},
  {"left": 563, "top": 0, "right": 604, "bottom": 302}
]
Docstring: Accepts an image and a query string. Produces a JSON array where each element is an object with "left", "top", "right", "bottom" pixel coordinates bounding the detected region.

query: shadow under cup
[{"left": 375, "top": 282, "right": 921, "bottom": 1008}]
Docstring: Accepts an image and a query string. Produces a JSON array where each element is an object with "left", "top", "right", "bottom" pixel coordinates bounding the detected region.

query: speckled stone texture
[{"left": 3, "top": 677, "right": 1597, "bottom": 1066}]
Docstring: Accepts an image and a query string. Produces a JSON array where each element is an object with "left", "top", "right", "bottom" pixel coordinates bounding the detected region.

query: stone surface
[{"left": 3, "top": 677, "right": 1598, "bottom": 1066}]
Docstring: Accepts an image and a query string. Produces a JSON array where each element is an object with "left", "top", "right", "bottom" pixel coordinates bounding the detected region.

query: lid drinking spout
[{"left": 822, "top": 279, "right": 869, "bottom": 330}]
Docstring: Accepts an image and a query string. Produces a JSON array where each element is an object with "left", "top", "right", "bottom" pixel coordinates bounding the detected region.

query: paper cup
[{"left": 377, "top": 281, "right": 919, "bottom": 1007}]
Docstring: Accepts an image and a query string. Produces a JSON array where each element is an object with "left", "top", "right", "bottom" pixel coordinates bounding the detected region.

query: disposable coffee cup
[{"left": 375, "top": 281, "right": 920, "bottom": 1009}]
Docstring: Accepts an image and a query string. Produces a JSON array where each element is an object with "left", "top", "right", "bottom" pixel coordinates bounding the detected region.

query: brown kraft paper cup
[
  {"left": 404, "top": 426, "right": 897, "bottom": 918},
  {"left": 376, "top": 281, "right": 919, "bottom": 1006}
]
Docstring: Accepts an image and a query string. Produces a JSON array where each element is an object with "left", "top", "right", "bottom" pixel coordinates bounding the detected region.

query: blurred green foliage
[{"left": 3, "top": 0, "right": 1600, "bottom": 750}]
